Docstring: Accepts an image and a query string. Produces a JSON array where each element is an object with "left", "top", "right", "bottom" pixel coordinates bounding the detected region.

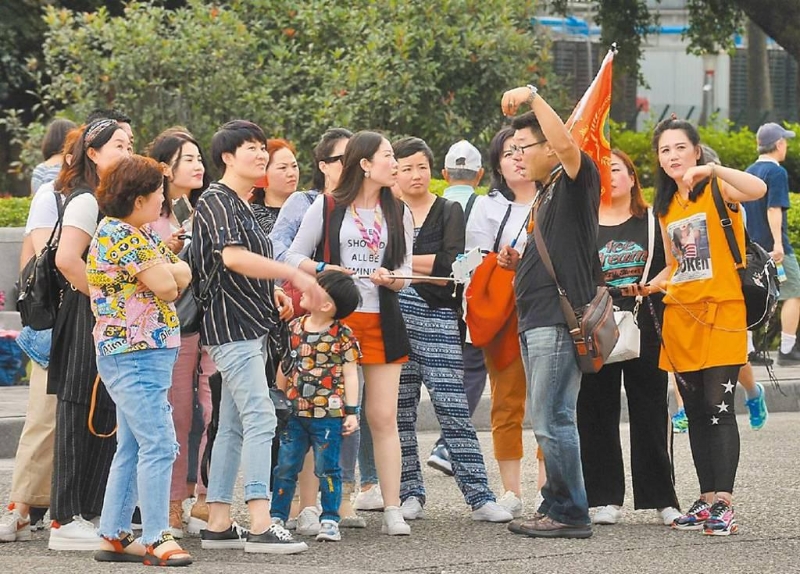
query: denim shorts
[{"left": 16, "top": 326, "right": 52, "bottom": 369}]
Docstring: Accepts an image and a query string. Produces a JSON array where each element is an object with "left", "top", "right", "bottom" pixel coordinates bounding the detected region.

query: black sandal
[
  {"left": 143, "top": 532, "right": 192, "bottom": 567},
  {"left": 94, "top": 532, "right": 143, "bottom": 563}
]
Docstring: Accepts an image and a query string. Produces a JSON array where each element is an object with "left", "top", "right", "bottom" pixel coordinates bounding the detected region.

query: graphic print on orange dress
[{"left": 667, "top": 212, "right": 712, "bottom": 284}]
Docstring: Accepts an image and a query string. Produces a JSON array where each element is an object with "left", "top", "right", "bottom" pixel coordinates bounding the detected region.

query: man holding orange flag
[{"left": 498, "top": 82, "right": 601, "bottom": 539}]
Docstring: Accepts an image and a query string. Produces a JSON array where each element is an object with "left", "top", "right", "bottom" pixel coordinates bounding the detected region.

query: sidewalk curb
[{"left": 2, "top": 373, "right": 799, "bottom": 459}]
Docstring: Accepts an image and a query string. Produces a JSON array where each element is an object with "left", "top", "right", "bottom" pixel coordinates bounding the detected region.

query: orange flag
[{"left": 566, "top": 45, "right": 616, "bottom": 205}]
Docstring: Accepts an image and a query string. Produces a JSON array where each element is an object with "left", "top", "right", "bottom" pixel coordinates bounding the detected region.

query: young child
[{"left": 271, "top": 270, "right": 362, "bottom": 542}]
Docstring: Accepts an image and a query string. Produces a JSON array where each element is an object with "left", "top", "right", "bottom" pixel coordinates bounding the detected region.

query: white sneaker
[
  {"left": 48, "top": 516, "right": 100, "bottom": 551},
  {"left": 0, "top": 507, "right": 32, "bottom": 542},
  {"left": 400, "top": 497, "right": 424, "bottom": 520},
  {"left": 354, "top": 485, "right": 384, "bottom": 511},
  {"left": 471, "top": 501, "right": 514, "bottom": 523},
  {"left": 658, "top": 507, "right": 682, "bottom": 526},
  {"left": 294, "top": 506, "right": 320, "bottom": 536},
  {"left": 381, "top": 506, "right": 410, "bottom": 536},
  {"left": 593, "top": 505, "right": 623, "bottom": 525},
  {"left": 497, "top": 491, "right": 524, "bottom": 519},
  {"left": 316, "top": 520, "right": 341, "bottom": 542}
]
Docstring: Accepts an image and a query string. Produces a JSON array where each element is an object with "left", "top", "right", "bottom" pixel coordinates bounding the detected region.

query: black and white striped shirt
[{"left": 191, "top": 182, "right": 279, "bottom": 346}]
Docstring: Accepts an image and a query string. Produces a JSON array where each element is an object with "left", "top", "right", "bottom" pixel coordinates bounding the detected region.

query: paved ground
[
  {"left": 3, "top": 359, "right": 800, "bottom": 458},
  {"left": 0, "top": 415, "right": 799, "bottom": 574}
]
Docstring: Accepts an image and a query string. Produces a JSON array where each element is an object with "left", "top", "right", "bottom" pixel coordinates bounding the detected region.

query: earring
[{"left": 364, "top": 170, "right": 370, "bottom": 179}]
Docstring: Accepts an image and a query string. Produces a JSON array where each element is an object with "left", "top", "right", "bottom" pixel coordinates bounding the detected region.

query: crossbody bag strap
[
  {"left": 492, "top": 204, "right": 513, "bottom": 253},
  {"left": 709, "top": 176, "right": 744, "bottom": 271},
  {"left": 532, "top": 206, "right": 581, "bottom": 334},
  {"left": 636, "top": 207, "right": 657, "bottom": 307}
]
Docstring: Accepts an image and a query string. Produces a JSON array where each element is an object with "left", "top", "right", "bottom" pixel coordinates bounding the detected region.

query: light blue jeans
[
  {"left": 519, "top": 325, "right": 590, "bottom": 526},
  {"left": 206, "top": 335, "right": 277, "bottom": 503},
  {"left": 96, "top": 347, "right": 179, "bottom": 545}
]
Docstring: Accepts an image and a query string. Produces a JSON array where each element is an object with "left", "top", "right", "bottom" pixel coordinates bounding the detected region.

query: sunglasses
[{"left": 322, "top": 154, "right": 343, "bottom": 164}]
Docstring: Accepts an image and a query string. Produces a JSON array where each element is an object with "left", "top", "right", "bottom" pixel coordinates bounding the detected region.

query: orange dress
[{"left": 658, "top": 179, "right": 747, "bottom": 372}]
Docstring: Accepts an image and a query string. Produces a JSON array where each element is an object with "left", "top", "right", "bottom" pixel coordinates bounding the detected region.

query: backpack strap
[
  {"left": 464, "top": 193, "right": 478, "bottom": 224},
  {"left": 708, "top": 176, "right": 745, "bottom": 275}
]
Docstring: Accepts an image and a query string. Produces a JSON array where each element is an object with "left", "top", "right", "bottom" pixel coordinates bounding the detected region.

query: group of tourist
[{"left": 0, "top": 80, "right": 782, "bottom": 566}]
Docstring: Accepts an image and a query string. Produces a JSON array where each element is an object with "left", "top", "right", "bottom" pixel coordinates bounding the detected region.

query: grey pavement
[
  {"left": 3, "top": 357, "right": 800, "bottom": 458},
  {"left": 0, "top": 416, "right": 799, "bottom": 574}
]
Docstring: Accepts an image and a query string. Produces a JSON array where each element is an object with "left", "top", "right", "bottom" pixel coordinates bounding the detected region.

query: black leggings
[{"left": 675, "top": 365, "right": 741, "bottom": 494}]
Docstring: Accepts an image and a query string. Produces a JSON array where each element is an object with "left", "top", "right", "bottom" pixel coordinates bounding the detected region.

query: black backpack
[{"left": 710, "top": 177, "right": 779, "bottom": 330}]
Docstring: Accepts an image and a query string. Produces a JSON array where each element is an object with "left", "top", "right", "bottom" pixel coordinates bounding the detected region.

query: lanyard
[{"left": 350, "top": 204, "right": 383, "bottom": 256}]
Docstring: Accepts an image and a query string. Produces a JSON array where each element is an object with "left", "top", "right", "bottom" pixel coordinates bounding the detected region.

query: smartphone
[{"left": 172, "top": 196, "right": 192, "bottom": 226}]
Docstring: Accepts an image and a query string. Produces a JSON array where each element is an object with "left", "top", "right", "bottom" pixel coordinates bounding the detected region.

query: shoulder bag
[
  {"left": 607, "top": 207, "right": 655, "bottom": 363},
  {"left": 17, "top": 191, "right": 67, "bottom": 330},
  {"left": 175, "top": 248, "right": 223, "bottom": 335},
  {"left": 533, "top": 202, "right": 618, "bottom": 374},
  {"left": 709, "top": 176, "right": 779, "bottom": 330}
]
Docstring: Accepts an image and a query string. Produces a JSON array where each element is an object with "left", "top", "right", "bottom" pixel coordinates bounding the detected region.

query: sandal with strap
[
  {"left": 143, "top": 532, "right": 192, "bottom": 567},
  {"left": 94, "top": 532, "right": 144, "bottom": 563}
]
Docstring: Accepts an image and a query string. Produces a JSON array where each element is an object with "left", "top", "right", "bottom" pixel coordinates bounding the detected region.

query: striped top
[{"left": 190, "top": 182, "right": 279, "bottom": 346}]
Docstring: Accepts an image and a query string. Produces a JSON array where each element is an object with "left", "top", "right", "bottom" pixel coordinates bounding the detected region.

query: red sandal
[
  {"left": 94, "top": 532, "right": 143, "bottom": 563},
  {"left": 143, "top": 532, "right": 193, "bottom": 567}
]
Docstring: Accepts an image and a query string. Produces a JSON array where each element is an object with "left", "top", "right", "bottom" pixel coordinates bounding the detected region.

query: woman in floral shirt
[{"left": 87, "top": 155, "right": 192, "bottom": 565}]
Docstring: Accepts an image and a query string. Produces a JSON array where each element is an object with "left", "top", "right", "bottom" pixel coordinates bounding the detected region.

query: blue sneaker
[
  {"left": 744, "top": 382, "right": 768, "bottom": 431},
  {"left": 427, "top": 443, "right": 453, "bottom": 476},
  {"left": 671, "top": 499, "right": 711, "bottom": 531},
  {"left": 671, "top": 408, "right": 688, "bottom": 433},
  {"left": 703, "top": 500, "right": 738, "bottom": 536}
]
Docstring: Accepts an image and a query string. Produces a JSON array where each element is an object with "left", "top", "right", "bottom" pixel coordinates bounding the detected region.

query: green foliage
[
  {"left": 787, "top": 193, "right": 800, "bottom": 251},
  {"left": 5, "top": 0, "right": 560, "bottom": 187},
  {"left": 611, "top": 120, "right": 800, "bottom": 192},
  {"left": 0, "top": 196, "right": 33, "bottom": 227},
  {"left": 683, "top": 0, "right": 744, "bottom": 56}
]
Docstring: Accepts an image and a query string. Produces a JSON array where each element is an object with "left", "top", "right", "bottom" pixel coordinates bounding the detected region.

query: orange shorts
[{"left": 344, "top": 312, "right": 408, "bottom": 365}]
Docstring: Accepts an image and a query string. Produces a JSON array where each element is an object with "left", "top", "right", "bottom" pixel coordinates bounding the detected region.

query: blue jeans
[
  {"left": 206, "top": 336, "right": 276, "bottom": 503},
  {"left": 520, "top": 326, "right": 589, "bottom": 526},
  {"left": 271, "top": 417, "right": 343, "bottom": 523},
  {"left": 96, "top": 348, "right": 179, "bottom": 545}
]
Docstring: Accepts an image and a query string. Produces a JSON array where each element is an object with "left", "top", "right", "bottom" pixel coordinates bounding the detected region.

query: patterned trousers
[{"left": 397, "top": 289, "right": 495, "bottom": 510}]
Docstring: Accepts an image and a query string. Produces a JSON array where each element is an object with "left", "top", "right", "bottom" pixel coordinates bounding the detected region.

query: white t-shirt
[
  {"left": 285, "top": 195, "right": 413, "bottom": 313},
  {"left": 62, "top": 192, "right": 100, "bottom": 237},
  {"left": 466, "top": 192, "right": 532, "bottom": 254},
  {"left": 24, "top": 181, "right": 61, "bottom": 234}
]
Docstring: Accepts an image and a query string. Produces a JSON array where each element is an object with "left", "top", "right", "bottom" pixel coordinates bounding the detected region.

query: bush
[
  {"left": 0, "top": 196, "right": 32, "bottom": 227},
  {"left": 5, "top": 0, "right": 560, "bottom": 187}
]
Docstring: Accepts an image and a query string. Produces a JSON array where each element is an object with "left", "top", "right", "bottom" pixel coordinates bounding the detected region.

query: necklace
[
  {"left": 350, "top": 203, "right": 383, "bottom": 256},
  {"left": 674, "top": 192, "right": 691, "bottom": 210}
]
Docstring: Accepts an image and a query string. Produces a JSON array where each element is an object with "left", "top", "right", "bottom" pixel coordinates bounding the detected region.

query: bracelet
[
  {"left": 526, "top": 84, "right": 539, "bottom": 103},
  {"left": 315, "top": 261, "right": 327, "bottom": 274},
  {"left": 344, "top": 405, "right": 360, "bottom": 416},
  {"left": 708, "top": 162, "right": 716, "bottom": 178}
]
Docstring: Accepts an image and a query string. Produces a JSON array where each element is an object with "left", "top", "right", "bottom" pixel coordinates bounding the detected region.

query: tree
[
  {"left": 547, "top": 0, "right": 800, "bottom": 122},
  {"left": 3, "top": 0, "right": 563, "bottom": 188}
]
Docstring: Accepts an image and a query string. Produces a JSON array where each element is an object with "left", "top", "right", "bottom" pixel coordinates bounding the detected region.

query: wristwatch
[
  {"left": 344, "top": 405, "right": 361, "bottom": 416},
  {"left": 315, "top": 261, "right": 327, "bottom": 273},
  {"left": 526, "top": 84, "right": 539, "bottom": 103}
]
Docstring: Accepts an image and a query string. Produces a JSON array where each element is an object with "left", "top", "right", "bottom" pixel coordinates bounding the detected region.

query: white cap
[{"left": 444, "top": 140, "right": 482, "bottom": 171}]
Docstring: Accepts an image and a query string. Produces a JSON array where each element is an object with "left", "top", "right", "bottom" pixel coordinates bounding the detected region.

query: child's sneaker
[
  {"left": 316, "top": 520, "right": 341, "bottom": 542},
  {"left": 671, "top": 408, "right": 689, "bottom": 433},
  {"left": 671, "top": 499, "right": 711, "bottom": 530},
  {"left": 744, "top": 382, "right": 769, "bottom": 431},
  {"left": 703, "top": 500, "right": 738, "bottom": 536},
  {"left": 0, "top": 505, "right": 32, "bottom": 542}
]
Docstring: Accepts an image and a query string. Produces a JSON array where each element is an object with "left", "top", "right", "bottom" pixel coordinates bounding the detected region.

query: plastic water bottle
[{"left": 777, "top": 262, "right": 787, "bottom": 283}]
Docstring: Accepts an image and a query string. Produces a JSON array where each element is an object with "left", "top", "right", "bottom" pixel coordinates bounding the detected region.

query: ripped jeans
[
  {"left": 96, "top": 347, "right": 179, "bottom": 545},
  {"left": 271, "top": 417, "right": 343, "bottom": 523}
]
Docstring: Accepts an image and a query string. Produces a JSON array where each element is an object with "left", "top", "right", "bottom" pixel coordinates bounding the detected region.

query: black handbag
[
  {"left": 17, "top": 193, "right": 65, "bottom": 330},
  {"left": 175, "top": 247, "right": 222, "bottom": 335},
  {"left": 709, "top": 176, "right": 780, "bottom": 330}
]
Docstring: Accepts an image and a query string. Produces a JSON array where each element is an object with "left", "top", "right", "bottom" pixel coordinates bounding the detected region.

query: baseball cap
[
  {"left": 756, "top": 122, "right": 795, "bottom": 149},
  {"left": 444, "top": 140, "right": 482, "bottom": 171}
]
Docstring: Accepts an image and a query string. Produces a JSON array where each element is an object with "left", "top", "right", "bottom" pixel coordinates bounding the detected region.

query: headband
[{"left": 84, "top": 118, "right": 118, "bottom": 149}]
